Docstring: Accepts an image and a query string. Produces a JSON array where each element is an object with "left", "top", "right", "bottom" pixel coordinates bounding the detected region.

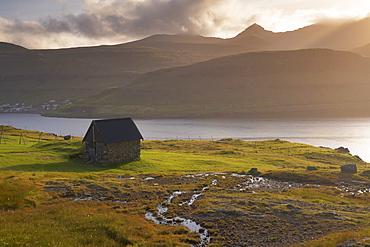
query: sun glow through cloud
[
  {"left": 0, "top": 0, "right": 369, "bottom": 48},
  {"left": 218, "top": 0, "right": 370, "bottom": 36}
]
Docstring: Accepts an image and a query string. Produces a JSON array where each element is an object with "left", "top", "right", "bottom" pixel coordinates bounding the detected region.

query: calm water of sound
[{"left": 1, "top": 113, "right": 370, "bottom": 162}]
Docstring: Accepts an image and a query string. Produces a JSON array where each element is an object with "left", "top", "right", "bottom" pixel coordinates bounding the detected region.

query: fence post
[
  {"left": 38, "top": 132, "right": 43, "bottom": 142},
  {"left": 19, "top": 132, "right": 26, "bottom": 145},
  {"left": 0, "top": 126, "right": 3, "bottom": 144}
]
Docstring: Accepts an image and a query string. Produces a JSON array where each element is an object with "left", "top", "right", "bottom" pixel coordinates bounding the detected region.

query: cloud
[
  {"left": 44, "top": 0, "right": 234, "bottom": 37},
  {"left": 0, "top": 0, "right": 369, "bottom": 49},
  {"left": 1, "top": 0, "right": 241, "bottom": 48}
]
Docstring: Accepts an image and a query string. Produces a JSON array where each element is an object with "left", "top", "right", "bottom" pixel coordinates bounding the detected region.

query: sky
[{"left": 0, "top": 0, "right": 369, "bottom": 49}]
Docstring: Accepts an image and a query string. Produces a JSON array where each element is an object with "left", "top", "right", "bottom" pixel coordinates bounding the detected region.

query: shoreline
[
  {"left": 2, "top": 112, "right": 370, "bottom": 162},
  {"left": 38, "top": 111, "right": 370, "bottom": 120}
]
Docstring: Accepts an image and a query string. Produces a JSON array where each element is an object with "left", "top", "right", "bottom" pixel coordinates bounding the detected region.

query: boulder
[
  {"left": 248, "top": 168, "right": 261, "bottom": 176},
  {"left": 340, "top": 164, "right": 357, "bottom": 174},
  {"left": 335, "top": 146, "right": 350, "bottom": 154},
  {"left": 307, "top": 166, "right": 319, "bottom": 171}
]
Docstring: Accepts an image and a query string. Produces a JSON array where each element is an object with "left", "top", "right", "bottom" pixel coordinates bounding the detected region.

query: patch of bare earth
[
  {"left": 36, "top": 156, "right": 54, "bottom": 159},
  {"left": 42, "top": 174, "right": 370, "bottom": 246}
]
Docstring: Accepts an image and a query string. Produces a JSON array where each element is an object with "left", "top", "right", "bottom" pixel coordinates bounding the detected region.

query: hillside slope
[
  {"left": 0, "top": 42, "right": 28, "bottom": 52},
  {"left": 56, "top": 49, "right": 370, "bottom": 118},
  {"left": 0, "top": 44, "right": 212, "bottom": 106},
  {"left": 352, "top": 43, "right": 370, "bottom": 57},
  {"left": 3, "top": 18, "right": 370, "bottom": 112},
  {"left": 131, "top": 18, "right": 370, "bottom": 53},
  {"left": 127, "top": 33, "right": 253, "bottom": 56}
]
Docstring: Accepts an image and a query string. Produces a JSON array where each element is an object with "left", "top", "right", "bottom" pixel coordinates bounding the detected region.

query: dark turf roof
[{"left": 83, "top": 118, "right": 143, "bottom": 144}]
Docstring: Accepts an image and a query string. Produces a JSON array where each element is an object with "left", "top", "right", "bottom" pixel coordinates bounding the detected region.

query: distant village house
[{"left": 83, "top": 118, "right": 143, "bottom": 164}]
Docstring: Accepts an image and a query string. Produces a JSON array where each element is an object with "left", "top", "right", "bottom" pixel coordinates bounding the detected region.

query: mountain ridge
[
  {"left": 351, "top": 43, "right": 370, "bottom": 57},
  {"left": 55, "top": 48, "right": 370, "bottom": 118},
  {"left": 232, "top": 23, "right": 274, "bottom": 38},
  {"left": 0, "top": 42, "right": 28, "bottom": 52},
  {"left": 129, "top": 18, "right": 370, "bottom": 52},
  {"left": 4, "top": 17, "right": 370, "bottom": 52},
  {"left": 3, "top": 18, "right": 370, "bottom": 118},
  {"left": 0, "top": 44, "right": 214, "bottom": 107}
]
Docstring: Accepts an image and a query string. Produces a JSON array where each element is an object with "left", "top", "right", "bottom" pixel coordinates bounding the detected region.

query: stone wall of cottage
[
  {"left": 88, "top": 140, "right": 141, "bottom": 164},
  {"left": 85, "top": 142, "right": 96, "bottom": 161}
]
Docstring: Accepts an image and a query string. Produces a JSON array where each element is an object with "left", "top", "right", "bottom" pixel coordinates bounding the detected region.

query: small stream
[
  {"left": 145, "top": 178, "right": 218, "bottom": 246},
  {"left": 234, "top": 176, "right": 304, "bottom": 193},
  {"left": 144, "top": 173, "right": 305, "bottom": 246},
  {"left": 61, "top": 173, "right": 370, "bottom": 246}
]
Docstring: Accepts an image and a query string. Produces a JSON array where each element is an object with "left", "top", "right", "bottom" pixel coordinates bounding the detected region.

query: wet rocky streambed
[{"left": 44, "top": 173, "right": 370, "bottom": 246}]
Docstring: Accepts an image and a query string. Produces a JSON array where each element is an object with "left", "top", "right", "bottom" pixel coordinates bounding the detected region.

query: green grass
[
  {"left": 1, "top": 126, "right": 370, "bottom": 246},
  {"left": 0, "top": 128, "right": 367, "bottom": 178},
  {"left": 0, "top": 179, "right": 39, "bottom": 210},
  {"left": 299, "top": 228, "right": 370, "bottom": 247},
  {"left": 0, "top": 201, "right": 191, "bottom": 247}
]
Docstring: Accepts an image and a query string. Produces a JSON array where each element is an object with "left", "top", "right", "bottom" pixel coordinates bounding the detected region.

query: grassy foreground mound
[{"left": 1, "top": 126, "right": 370, "bottom": 246}]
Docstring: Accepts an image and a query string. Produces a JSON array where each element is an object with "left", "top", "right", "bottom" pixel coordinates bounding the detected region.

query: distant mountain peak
[
  {"left": 235, "top": 23, "right": 273, "bottom": 38},
  {"left": 248, "top": 23, "right": 265, "bottom": 31}
]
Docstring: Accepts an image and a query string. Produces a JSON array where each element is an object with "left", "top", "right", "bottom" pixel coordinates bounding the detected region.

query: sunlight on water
[{"left": 1, "top": 114, "right": 370, "bottom": 162}]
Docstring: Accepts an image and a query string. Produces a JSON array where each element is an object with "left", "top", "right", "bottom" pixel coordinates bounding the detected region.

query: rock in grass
[
  {"left": 335, "top": 146, "right": 350, "bottom": 154},
  {"left": 307, "top": 166, "right": 319, "bottom": 171},
  {"left": 248, "top": 168, "right": 261, "bottom": 176},
  {"left": 340, "top": 164, "right": 357, "bottom": 174}
]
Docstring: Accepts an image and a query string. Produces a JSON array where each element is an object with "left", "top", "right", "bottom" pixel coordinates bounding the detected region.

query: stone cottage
[{"left": 83, "top": 117, "right": 143, "bottom": 164}]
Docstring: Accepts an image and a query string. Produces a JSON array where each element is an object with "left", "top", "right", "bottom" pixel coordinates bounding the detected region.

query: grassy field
[{"left": 1, "top": 125, "right": 370, "bottom": 246}]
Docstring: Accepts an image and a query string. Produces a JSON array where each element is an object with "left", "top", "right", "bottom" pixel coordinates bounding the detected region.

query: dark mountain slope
[
  {"left": 57, "top": 49, "right": 370, "bottom": 118},
  {"left": 131, "top": 18, "right": 370, "bottom": 53},
  {"left": 0, "top": 44, "right": 212, "bottom": 106},
  {"left": 0, "top": 42, "right": 28, "bottom": 52},
  {"left": 4, "top": 18, "right": 370, "bottom": 114},
  {"left": 128, "top": 33, "right": 251, "bottom": 57}
]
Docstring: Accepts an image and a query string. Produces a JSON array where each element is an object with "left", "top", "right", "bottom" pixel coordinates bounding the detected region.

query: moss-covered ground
[{"left": 1, "top": 125, "right": 370, "bottom": 246}]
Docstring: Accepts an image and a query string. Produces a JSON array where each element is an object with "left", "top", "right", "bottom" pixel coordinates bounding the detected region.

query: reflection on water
[{"left": 1, "top": 113, "right": 370, "bottom": 162}]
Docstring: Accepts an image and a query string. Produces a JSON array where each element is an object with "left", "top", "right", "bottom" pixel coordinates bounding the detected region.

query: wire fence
[
  {"left": 0, "top": 126, "right": 78, "bottom": 145},
  {"left": 143, "top": 136, "right": 269, "bottom": 142}
]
